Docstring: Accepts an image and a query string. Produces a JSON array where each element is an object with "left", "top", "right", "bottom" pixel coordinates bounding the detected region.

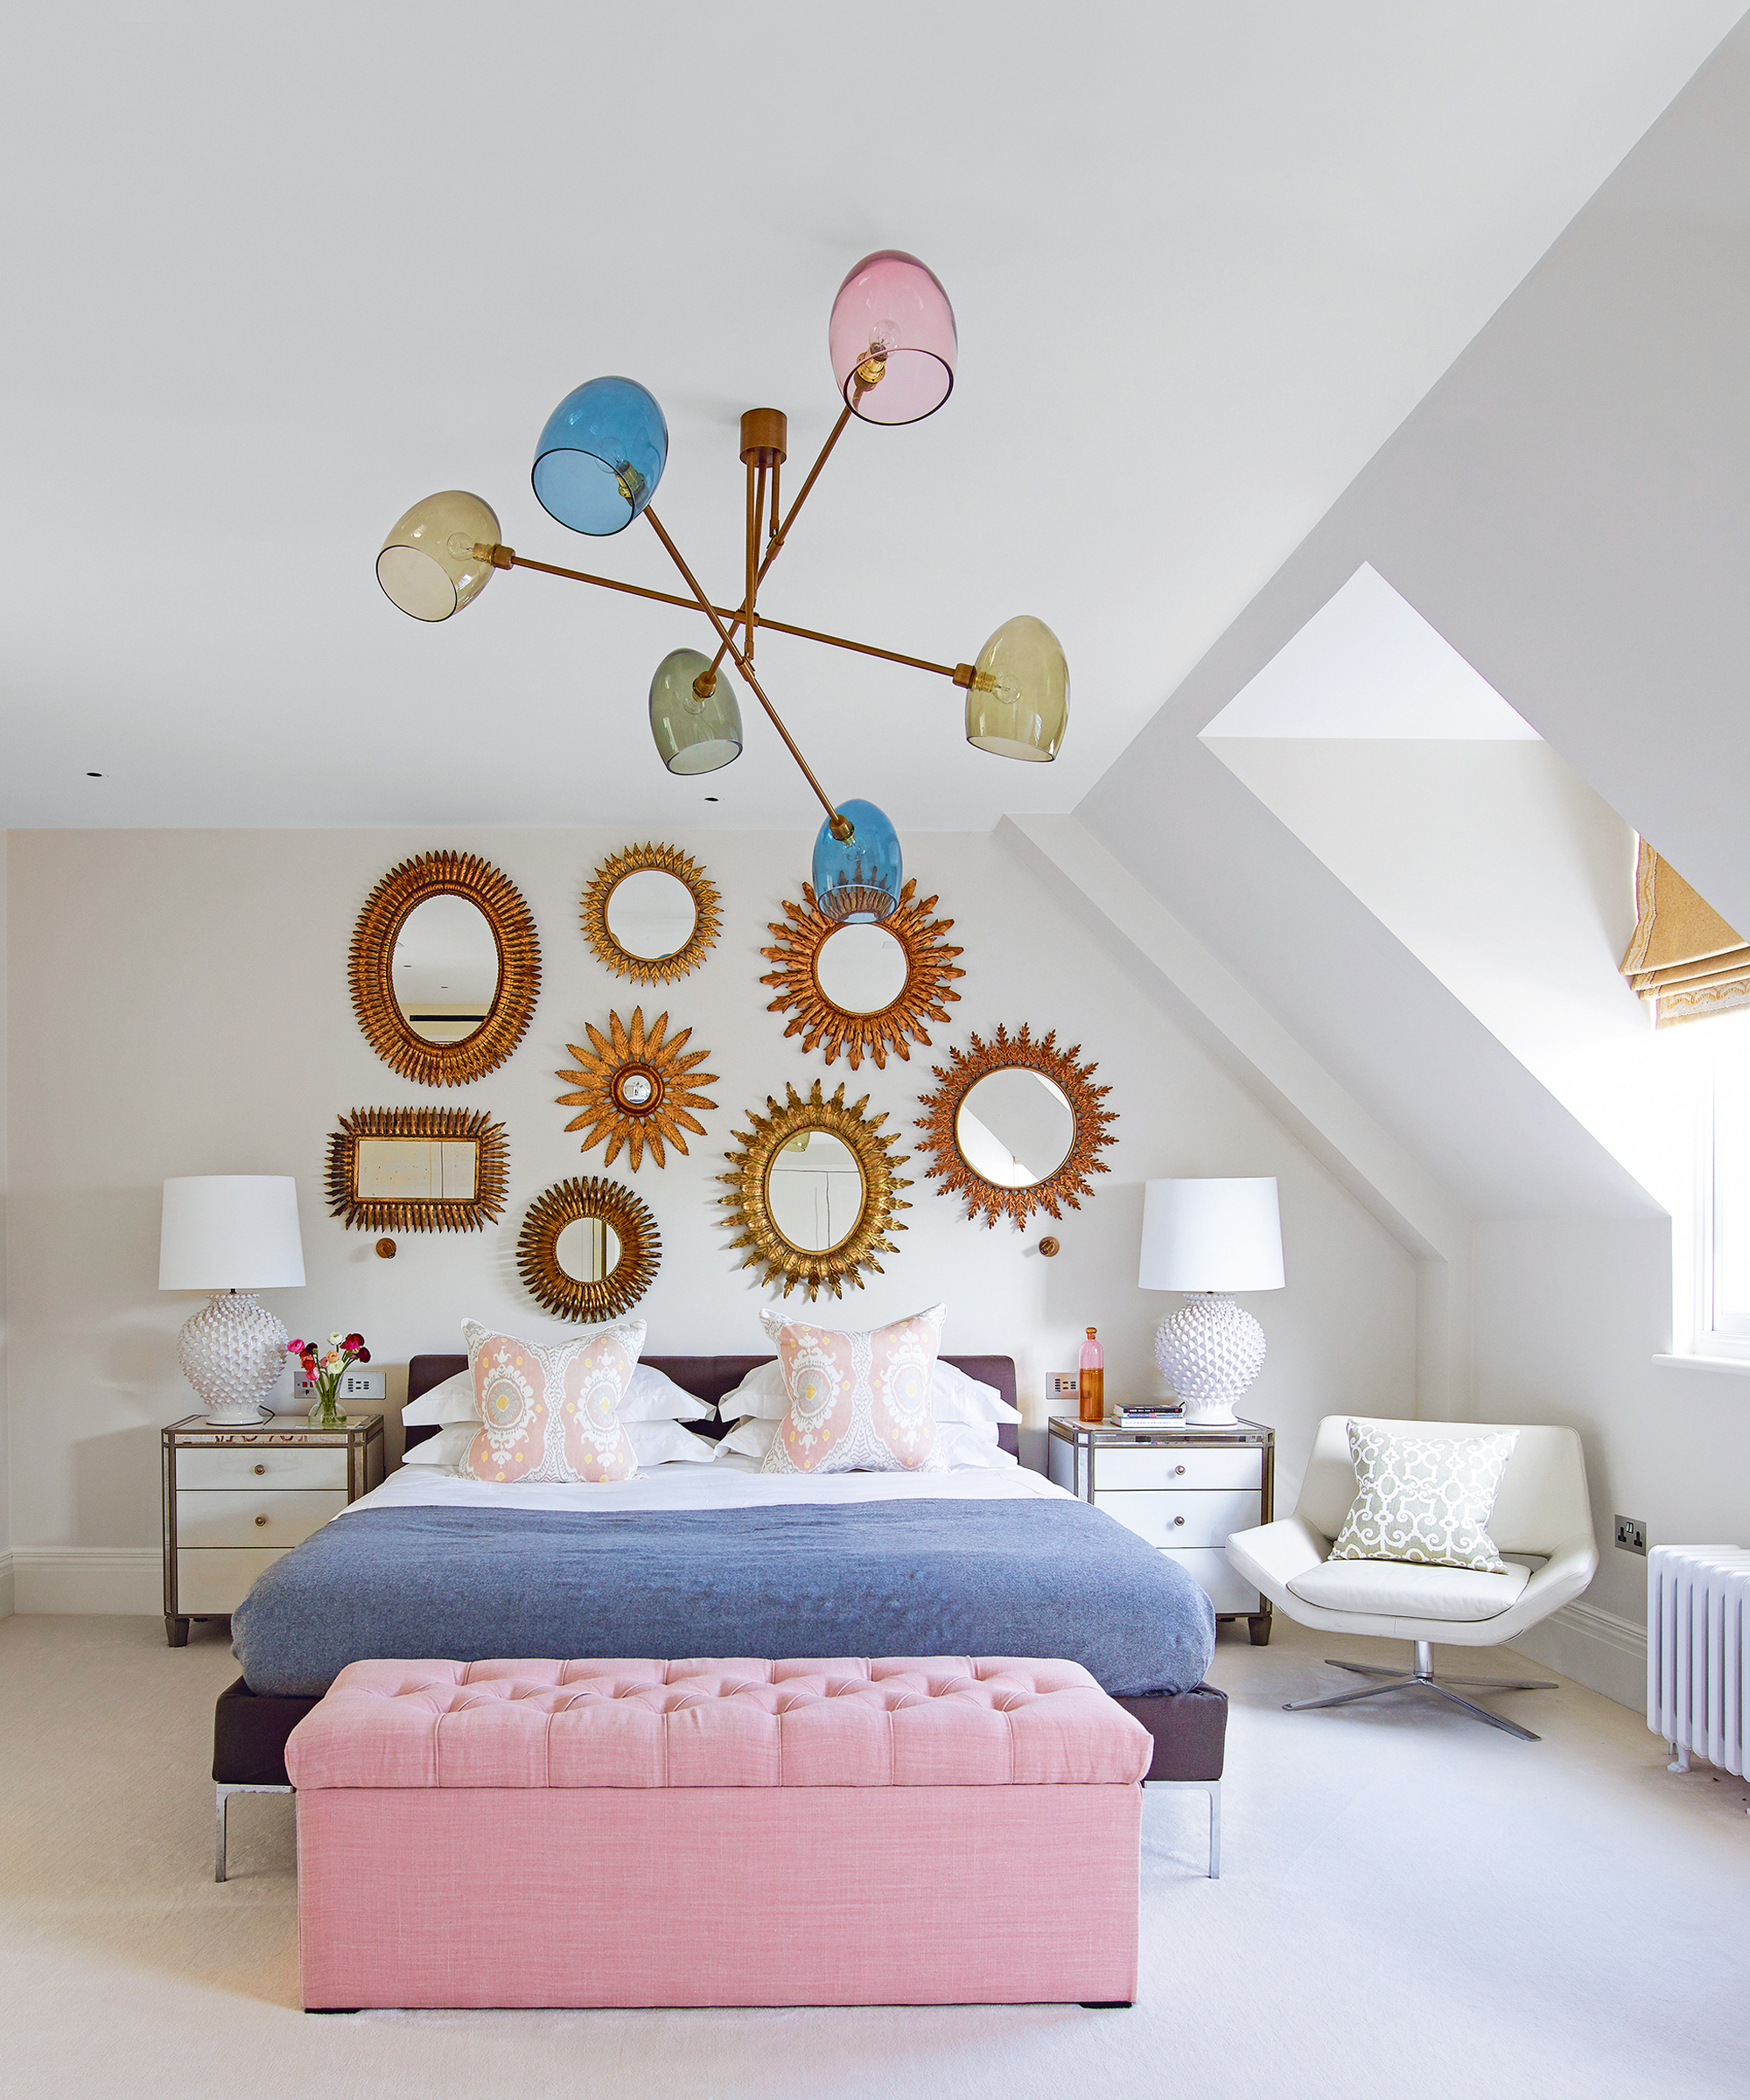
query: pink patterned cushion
[
  {"left": 757, "top": 1302, "right": 945, "bottom": 1474},
  {"left": 458, "top": 1318, "right": 642, "bottom": 1484},
  {"left": 284, "top": 1656, "right": 1152, "bottom": 1790}
]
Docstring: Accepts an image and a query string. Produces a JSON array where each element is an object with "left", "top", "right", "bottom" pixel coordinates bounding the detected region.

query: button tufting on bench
[{"left": 284, "top": 1656, "right": 1152, "bottom": 1794}]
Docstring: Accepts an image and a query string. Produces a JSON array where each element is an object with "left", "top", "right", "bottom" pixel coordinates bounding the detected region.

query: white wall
[
  {"left": 4, "top": 825, "right": 1416, "bottom": 1609},
  {"left": 0, "top": 833, "right": 10, "bottom": 1614}
]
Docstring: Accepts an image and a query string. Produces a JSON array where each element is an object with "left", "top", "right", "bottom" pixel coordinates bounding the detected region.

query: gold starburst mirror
[
  {"left": 760, "top": 878, "right": 963, "bottom": 1071},
  {"left": 518, "top": 1176, "right": 660, "bottom": 1322},
  {"left": 556, "top": 1007, "right": 718, "bottom": 1171},
  {"left": 719, "top": 1080, "right": 910, "bottom": 1299},
  {"left": 582, "top": 843, "right": 722, "bottom": 985}
]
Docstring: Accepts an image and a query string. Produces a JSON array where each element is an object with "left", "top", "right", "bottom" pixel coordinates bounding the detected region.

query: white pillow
[
  {"left": 718, "top": 1354, "right": 1020, "bottom": 1425},
  {"left": 401, "top": 1419, "right": 718, "bottom": 1470},
  {"left": 716, "top": 1414, "right": 1013, "bottom": 1471},
  {"left": 403, "top": 1361, "right": 712, "bottom": 1426}
]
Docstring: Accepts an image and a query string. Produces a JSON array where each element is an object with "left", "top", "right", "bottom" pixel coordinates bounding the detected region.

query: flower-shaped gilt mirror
[{"left": 555, "top": 1007, "right": 718, "bottom": 1171}]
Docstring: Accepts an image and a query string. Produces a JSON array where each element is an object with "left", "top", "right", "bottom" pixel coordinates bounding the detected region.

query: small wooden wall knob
[
  {"left": 1038, "top": 1236, "right": 1060, "bottom": 1257},
  {"left": 376, "top": 1238, "right": 397, "bottom": 1258}
]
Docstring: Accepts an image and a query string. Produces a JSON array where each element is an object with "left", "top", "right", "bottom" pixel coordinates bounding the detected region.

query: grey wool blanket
[{"left": 232, "top": 1496, "right": 1216, "bottom": 1698}]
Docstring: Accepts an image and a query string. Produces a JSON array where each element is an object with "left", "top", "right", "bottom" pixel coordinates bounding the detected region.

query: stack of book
[{"left": 1112, "top": 1401, "right": 1185, "bottom": 1429}]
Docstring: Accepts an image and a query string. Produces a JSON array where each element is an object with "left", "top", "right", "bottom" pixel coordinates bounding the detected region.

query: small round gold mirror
[
  {"left": 518, "top": 1177, "right": 659, "bottom": 1321},
  {"left": 954, "top": 1068, "right": 1075, "bottom": 1188},
  {"left": 583, "top": 844, "right": 722, "bottom": 984},
  {"left": 762, "top": 878, "right": 962, "bottom": 1070}
]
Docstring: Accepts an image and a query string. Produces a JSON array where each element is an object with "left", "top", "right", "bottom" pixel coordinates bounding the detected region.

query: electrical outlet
[
  {"left": 340, "top": 1368, "right": 387, "bottom": 1400},
  {"left": 1615, "top": 1514, "right": 1648, "bottom": 1556},
  {"left": 1050, "top": 1373, "right": 1079, "bottom": 1402}
]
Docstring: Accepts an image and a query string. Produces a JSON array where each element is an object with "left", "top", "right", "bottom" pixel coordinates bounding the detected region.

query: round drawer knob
[
  {"left": 255, "top": 1514, "right": 269, "bottom": 1528},
  {"left": 1174, "top": 1464, "right": 1186, "bottom": 1475},
  {"left": 253, "top": 1464, "right": 266, "bottom": 1475},
  {"left": 1172, "top": 1514, "right": 1186, "bottom": 1526}
]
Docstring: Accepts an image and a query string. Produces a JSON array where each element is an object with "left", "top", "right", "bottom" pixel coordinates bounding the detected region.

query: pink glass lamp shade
[{"left": 829, "top": 250, "right": 956, "bottom": 425}]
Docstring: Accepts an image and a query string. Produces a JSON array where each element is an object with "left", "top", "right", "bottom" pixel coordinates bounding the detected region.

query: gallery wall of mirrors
[{"left": 337, "top": 838, "right": 1118, "bottom": 1319}]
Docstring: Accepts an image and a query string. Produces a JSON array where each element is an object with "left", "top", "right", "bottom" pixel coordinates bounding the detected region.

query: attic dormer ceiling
[{"left": 2, "top": 4, "right": 1742, "bottom": 830}]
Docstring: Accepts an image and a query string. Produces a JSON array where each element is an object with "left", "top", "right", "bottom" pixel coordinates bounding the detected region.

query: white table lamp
[
  {"left": 160, "top": 1176, "right": 305, "bottom": 1425},
  {"left": 1138, "top": 1178, "right": 1284, "bottom": 1427}
]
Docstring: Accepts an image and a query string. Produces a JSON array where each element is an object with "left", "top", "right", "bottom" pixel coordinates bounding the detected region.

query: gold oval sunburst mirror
[
  {"left": 914, "top": 1023, "right": 1117, "bottom": 1229},
  {"left": 350, "top": 850, "right": 541, "bottom": 1087},
  {"left": 760, "top": 878, "right": 962, "bottom": 1070},
  {"left": 719, "top": 1080, "right": 910, "bottom": 1299},
  {"left": 517, "top": 1176, "right": 661, "bottom": 1321},
  {"left": 582, "top": 843, "right": 723, "bottom": 985}
]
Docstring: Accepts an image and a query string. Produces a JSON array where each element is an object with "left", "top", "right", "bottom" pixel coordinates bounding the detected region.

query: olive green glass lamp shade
[
  {"left": 648, "top": 648, "right": 743, "bottom": 775},
  {"left": 964, "top": 614, "right": 1069, "bottom": 761},
  {"left": 377, "top": 491, "right": 501, "bottom": 622}
]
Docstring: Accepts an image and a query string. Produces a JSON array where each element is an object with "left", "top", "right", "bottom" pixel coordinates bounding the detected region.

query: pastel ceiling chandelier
[{"left": 375, "top": 250, "right": 1069, "bottom": 926}]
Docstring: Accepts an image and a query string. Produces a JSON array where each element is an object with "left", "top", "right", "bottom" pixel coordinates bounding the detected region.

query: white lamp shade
[
  {"left": 158, "top": 1176, "right": 306, "bottom": 1292},
  {"left": 1138, "top": 1177, "right": 1284, "bottom": 1292}
]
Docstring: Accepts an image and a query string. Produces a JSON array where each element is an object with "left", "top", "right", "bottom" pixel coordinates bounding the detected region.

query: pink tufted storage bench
[{"left": 285, "top": 1655, "right": 1152, "bottom": 2010}]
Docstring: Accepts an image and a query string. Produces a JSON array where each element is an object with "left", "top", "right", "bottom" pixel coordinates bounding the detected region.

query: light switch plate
[
  {"left": 340, "top": 1368, "right": 387, "bottom": 1400},
  {"left": 1050, "top": 1373, "right": 1079, "bottom": 1401}
]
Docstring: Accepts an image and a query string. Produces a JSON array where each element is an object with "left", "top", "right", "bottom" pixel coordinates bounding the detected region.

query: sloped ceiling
[
  {"left": 1, "top": 4, "right": 1742, "bottom": 831},
  {"left": 1082, "top": 20, "right": 1750, "bottom": 1222}
]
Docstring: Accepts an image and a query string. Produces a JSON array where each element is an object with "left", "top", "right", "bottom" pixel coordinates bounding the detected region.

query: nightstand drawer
[
  {"left": 1096, "top": 1488, "right": 1260, "bottom": 1550},
  {"left": 177, "top": 1446, "right": 349, "bottom": 1491},
  {"left": 175, "top": 1489, "right": 346, "bottom": 1548},
  {"left": 176, "top": 1547, "right": 289, "bottom": 1614},
  {"left": 1094, "top": 1446, "right": 1262, "bottom": 1493}
]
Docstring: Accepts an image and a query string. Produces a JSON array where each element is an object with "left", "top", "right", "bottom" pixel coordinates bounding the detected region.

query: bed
[{"left": 216, "top": 1354, "right": 1228, "bottom": 1793}]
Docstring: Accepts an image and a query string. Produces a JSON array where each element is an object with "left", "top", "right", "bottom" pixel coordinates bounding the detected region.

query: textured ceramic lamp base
[
  {"left": 178, "top": 1292, "right": 288, "bottom": 1426},
  {"left": 1154, "top": 1293, "right": 1266, "bottom": 1428}
]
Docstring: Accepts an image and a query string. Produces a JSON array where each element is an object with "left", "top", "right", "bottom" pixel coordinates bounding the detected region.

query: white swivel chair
[{"left": 1225, "top": 1417, "right": 1598, "bottom": 1740}]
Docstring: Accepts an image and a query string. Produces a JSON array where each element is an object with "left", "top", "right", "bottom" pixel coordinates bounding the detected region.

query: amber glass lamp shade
[
  {"left": 828, "top": 251, "right": 957, "bottom": 426},
  {"left": 965, "top": 616, "right": 1069, "bottom": 761},
  {"left": 649, "top": 648, "right": 743, "bottom": 775},
  {"left": 376, "top": 492, "right": 501, "bottom": 622}
]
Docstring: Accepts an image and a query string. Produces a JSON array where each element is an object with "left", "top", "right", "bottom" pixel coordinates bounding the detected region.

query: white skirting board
[
  {"left": 1509, "top": 1598, "right": 1647, "bottom": 1712},
  {"left": 10, "top": 1548, "right": 161, "bottom": 1615},
  {"left": 0, "top": 1551, "right": 13, "bottom": 1618}
]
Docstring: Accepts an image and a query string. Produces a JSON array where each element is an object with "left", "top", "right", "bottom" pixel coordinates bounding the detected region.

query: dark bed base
[{"left": 217, "top": 1351, "right": 1228, "bottom": 1793}]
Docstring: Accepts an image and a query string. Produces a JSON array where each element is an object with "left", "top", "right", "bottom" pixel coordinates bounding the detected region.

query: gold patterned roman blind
[{"left": 1620, "top": 840, "right": 1750, "bottom": 1027}]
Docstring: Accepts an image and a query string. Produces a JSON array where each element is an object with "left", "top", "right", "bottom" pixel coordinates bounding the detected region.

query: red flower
[
  {"left": 343, "top": 1333, "right": 365, "bottom": 1352},
  {"left": 354, "top": 1347, "right": 371, "bottom": 1364}
]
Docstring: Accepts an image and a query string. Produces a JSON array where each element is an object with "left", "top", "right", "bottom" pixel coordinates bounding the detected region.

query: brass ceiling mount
[
  {"left": 739, "top": 407, "right": 788, "bottom": 467},
  {"left": 556, "top": 1007, "right": 718, "bottom": 1172}
]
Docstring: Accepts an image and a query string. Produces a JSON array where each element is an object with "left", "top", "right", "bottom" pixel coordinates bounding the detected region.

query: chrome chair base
[{"left": 1283, "top": 1641, "right": 1556, "bottom": 1741}]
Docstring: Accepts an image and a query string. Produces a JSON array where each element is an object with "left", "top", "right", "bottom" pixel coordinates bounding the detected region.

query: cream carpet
[{"left": 1, "top": 1612, "right": 1745, "bottom": 2100}]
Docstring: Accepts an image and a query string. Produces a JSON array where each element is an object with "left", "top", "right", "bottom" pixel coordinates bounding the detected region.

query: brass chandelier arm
[
  {"left": 641, "top": 505, "right": 853, "bottom": 841},
  {"left": 480, "top": 542, "right": 970, "bottom": 684}
]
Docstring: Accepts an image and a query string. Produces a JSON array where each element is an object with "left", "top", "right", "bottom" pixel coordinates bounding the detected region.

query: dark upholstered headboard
[{"left": 404, "top": 1354, "right": 1021, "bottom": 1459}]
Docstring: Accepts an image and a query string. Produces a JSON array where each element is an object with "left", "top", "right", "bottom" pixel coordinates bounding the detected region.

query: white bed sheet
[{"left": 346, "top": 1452, "right": 1073, "bottom": 1518}]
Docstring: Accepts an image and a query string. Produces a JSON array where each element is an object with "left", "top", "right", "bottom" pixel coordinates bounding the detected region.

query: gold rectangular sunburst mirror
[{"left": 326, "top": 1107, "right": 508, "bottom": 1233}]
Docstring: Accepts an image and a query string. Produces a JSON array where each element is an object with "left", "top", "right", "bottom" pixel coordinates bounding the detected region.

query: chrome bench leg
[
  {"left": 215, "top": 1782, "right": 293, "bottom": 1882},
  {"left": 1144, "top": 1778, "right": 1222, "bottom": 1878}
]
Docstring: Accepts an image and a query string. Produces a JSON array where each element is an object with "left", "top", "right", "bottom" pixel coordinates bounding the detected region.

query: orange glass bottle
[{"left": 1078, "top": 1326, "right": 1105, "bottom": 1423}]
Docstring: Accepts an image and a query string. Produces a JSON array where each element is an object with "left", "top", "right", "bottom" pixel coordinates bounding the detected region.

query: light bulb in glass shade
[
  {"left": 964, "top": 615, "right": 1069, "bottom": 761},
  {"left": 649, "top": 648, "right": 743, "bottom": 775},
  {"left": 812, "top": 799, "right": 902, "bottom": 924},
  {"left": 532, "top": 375, "right": 668, "bottom": 536},
  {"left": 376, "top": 491, "right": 500, "bottom": 622},
  {"left": 829, "top": 252, "right": 956, "bottom": 425}
]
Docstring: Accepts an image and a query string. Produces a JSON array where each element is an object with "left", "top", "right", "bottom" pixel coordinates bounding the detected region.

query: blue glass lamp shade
[
  {"left": 532, "top": 376, "right": 668, "bottom": 536},
  {"left": 811, "top": 800, "right": 902, "bottom": 925},
  {"left": 649, "top": 648, "right": 743, "bottom": 774}
]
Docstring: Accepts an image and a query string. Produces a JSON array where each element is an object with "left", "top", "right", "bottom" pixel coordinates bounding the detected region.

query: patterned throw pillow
[
  {"left": 458, "top": 1318, "right": 644, "bottom": 1484},
  {"left": 1328, "top": 1420, "right": 1518, "bottom": 1573},
  {"left": 757, "top": 1303, "right": 947, "bottom": 1474}
]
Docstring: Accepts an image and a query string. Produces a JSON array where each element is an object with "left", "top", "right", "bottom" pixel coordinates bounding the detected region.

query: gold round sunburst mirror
[
  {"left": 718, "top": 1080, "right": 911, "bottom": 1299},
  {"left": 555, "top": 1007, "right": 718, "bottom": 1171},
  {"left": 582, "top": 843, "right": 723, "bottom": 985},
  {"left": 517, "top": 1176, "right": 661, "bottom": 1322},
  {"left": 914, "top": 1023, "right": 1117, "bottom": 1230},
  {"left": 760, "top": 878, "right": 963, "bottom": 1071}
]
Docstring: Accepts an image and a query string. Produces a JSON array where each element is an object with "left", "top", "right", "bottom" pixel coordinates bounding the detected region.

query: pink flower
[
  {"left": 288, "top": 1340, "right": 305, "bottom": 1355},
  {"left": 343, "top": 1333, "right": 365, "bottom": 1352}
]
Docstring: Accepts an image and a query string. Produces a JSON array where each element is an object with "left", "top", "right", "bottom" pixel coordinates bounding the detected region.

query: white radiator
[{"left": 1647, "top": 1545, "right": 1750, "bottom": 1781}]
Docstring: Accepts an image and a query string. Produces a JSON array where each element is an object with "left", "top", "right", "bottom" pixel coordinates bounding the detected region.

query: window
[{"left": 1698, "top": 1026, "right": 1750, "bottom": 1357}]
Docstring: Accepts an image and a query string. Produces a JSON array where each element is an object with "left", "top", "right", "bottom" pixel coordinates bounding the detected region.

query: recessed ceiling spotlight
[
  {"left": 704, "top": 795, "right": 718, "bottom": 802},
  {"left": 86, "top": 770, "right": 103, "bottom": 778}
]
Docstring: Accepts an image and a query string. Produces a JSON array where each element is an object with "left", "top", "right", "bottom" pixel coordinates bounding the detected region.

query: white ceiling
[{"left": 3, "top": 3, "right": 1740, "bottom": 833}]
